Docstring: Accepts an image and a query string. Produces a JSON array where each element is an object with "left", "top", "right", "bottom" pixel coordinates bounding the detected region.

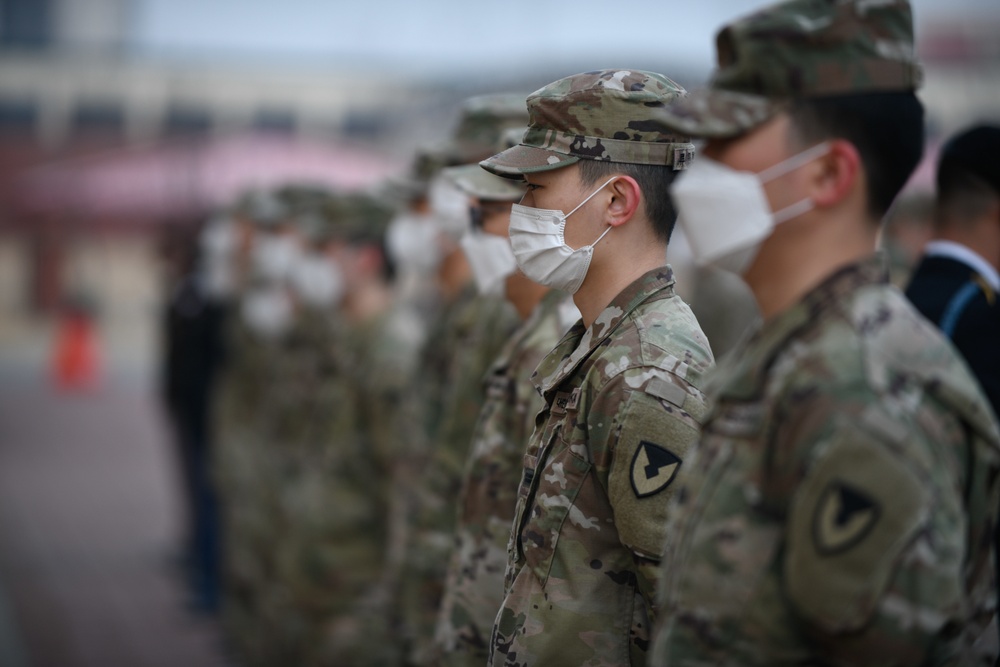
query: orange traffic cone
[{"left": 52, "top": 310, "right": 101, "bottom": 391}]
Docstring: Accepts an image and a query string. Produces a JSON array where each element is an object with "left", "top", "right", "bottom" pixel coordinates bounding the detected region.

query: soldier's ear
[
  {"left": 606, "top": 176, "right": 641, "bottom": 228},
  {"left": 810, "top": 139, "right": 860, "bottom": 210}
]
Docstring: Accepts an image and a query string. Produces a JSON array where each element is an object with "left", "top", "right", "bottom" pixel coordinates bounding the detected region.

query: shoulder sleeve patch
[
  {"left": 784, "top": 425, "right": 930, "bottom": 633},
  {"left": 608, "top": 388, "right": 704, "bottom": 560},
  {"left": 631, "top": 441, "right": 682, "bottom": 498}
]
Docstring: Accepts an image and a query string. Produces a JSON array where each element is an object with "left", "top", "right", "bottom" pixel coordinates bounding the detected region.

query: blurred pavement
[{"left": 0, "top": 316, "right": 231, "bottom": 667}]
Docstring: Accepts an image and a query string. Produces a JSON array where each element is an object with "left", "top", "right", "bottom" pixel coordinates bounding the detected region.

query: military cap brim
[
  {"left": 658, "top": 88, "right": 782, "bottom": 140},
  {"left": 480, "top": 143, "right": 580, "bottom": 179},
  {"left": 442, "top": 163, "right": 526, "bottom": 201}
]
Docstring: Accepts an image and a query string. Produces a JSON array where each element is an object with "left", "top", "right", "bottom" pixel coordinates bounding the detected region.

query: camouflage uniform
[
  {"left": 433, "top": 290, "right": 579, "bottom": 666},
  {"left": 649, "top": 2, "right": 1000, "bottom": 664},
  {"left": 380, "top": 95, "right": 530, "bottom": 666},
  {"left": 215, "top": 309, "right": 289, "bottom": 664},
  {"left": 213, "top": 190, "right": 298, "bottom": 664},
  {"left": 653, "top": 259, "right": 1000, "bottom": 665},
  {"left": 398, "top": 285, "right": 521, "bottom": 664},
  {"left": 477, "top": 69, "right": 711, "bottom": 667},
  {"left": 262, "top": 304, "right": 366, "bottom": 666},
  {"left": 488, "top": 268, "right": 712, "bottom": 666}
]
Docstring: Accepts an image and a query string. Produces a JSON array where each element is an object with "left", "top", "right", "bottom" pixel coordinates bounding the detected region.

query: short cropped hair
[
  {"left": 787, "top": 92, "right": 925, "bottom": 221},
  {"left": 577, "top": 159, "right": 680, "bottom": 244}
]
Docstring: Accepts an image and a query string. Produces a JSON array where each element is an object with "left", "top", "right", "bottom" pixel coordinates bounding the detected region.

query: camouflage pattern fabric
[
  {"left": 344, "top": 296, "right": 440, "bottom": 667},
  {"left": 318, "top": 308, "right": 409, "bottom": 667},
  {"left": 490, "top": 267, "right": 714, "bottom": 667},
  {"left": 651, "top": 256, "right": 1000, "bottom": 666},
  {"left": 658, "top": 0, "right": 922, "bottom": 139},
  {"left": 443, "top": 94, "right": 530, "bottom": 165},
  {"left": 433, "top": 290, "right": 579, "bottom": 666},
  {"left": 213, "top": 311, "right": 290, "bottom": 665},
  {"left": 398, "top": 286, "right": 520, "bottom": 665},
  {"left": 263, "top": 305, "right": 386, "bottom": 667},
  {"left": 480, "top": 70, "right": 694, "bottom": 177}
]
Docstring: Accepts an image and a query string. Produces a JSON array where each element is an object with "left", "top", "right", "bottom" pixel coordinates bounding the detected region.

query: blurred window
[
  {"left": 252, "top": 108, "right": 296, "bottom": 135},
  {"left": 164, "top": 106, "right": 212, "bottom": 136},
  {"left": 71, "top": 101, "right": 124, "bottom": 137},
  {"left": 342, "top": 110, "right": 387, "bottom": 140},
  {"left": 0, "top": 98, "right": 37, "bottom": 134},
  {"left": 0, "top": 0, "right": 52, "bottom": 49}
]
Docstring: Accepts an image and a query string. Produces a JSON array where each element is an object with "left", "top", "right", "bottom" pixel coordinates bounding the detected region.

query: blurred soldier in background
[
  {"left": 429, "top": 133, "right": 580, "bottom": 667},
  {"left": 390, "top": 93, "right": 527, "bottom": 666},
  {"left": 906, "top": 124, "right": 1000, "bottom": 416},
  {"left": 252, "top": 190, "right": 351, "bottom": 666},
  {"left": 317, "top": 192, "right": 402, "bottom": 666},
  {"left": 649, "top": 2, "right": 1000, "bottom": 664},
  {"left": 905, "top": 125, "right": 1000, "bottom": 649},
  {"left": 213, "top": 188, "right": 298, "bottom": 662},
  {"left": 480, "top": 70, "right": 713, "bottom": 667}
]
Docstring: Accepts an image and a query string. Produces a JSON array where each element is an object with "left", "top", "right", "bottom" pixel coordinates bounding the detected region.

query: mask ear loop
[
  {"left": 565, "top": 176, "right": 619, "bottom": 218},
  {"left": 757, "top": 142, "right": 831, "bottom": 225},
  {"left": 565, "top": 176, "right": 619, "bottom": 249},
  {"left": 757, "top": 142, "right": 831, "bottom": 183},
  {"left": 586, "top": 223, "right": 615, "bottom": 249}
]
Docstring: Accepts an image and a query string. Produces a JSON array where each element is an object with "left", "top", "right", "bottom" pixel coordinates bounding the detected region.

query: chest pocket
[{"left": 514, "top": 389, "right": 592, "bottom": 587}]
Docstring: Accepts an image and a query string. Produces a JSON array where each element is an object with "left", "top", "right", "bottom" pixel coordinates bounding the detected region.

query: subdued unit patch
[{"left": 631, "top": 441, "right": 681, "bottom": 498}]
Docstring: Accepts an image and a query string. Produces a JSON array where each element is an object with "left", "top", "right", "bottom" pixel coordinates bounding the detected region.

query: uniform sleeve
[
  {"left": 657, "top": 395, "right": 959, "bottom": 667},
  {"left": 783, "top": 406, "right": 962, "bottom": 665},
  {"left": 589, "top": 369, "right": 708, "bottom": 605}
]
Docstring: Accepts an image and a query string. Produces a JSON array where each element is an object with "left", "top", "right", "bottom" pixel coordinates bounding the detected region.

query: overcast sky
[{"left": 131, "top": 0, "right": 1000, "bottom": 78}]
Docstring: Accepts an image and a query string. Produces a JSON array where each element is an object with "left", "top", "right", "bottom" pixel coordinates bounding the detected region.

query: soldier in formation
[
  {"left": 648, "top": 0, "right": 1000, "bottom": 664},
  {"left": 163, "top": 4, "right": 1000, "bottom": 664}
]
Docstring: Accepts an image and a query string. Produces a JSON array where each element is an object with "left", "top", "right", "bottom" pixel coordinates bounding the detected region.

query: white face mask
[
  {"left": 251, "top": 233, "right": 300, "bottom": 282},
  {"left": 200, "top": 215, "right": 237, "bottom": 258},
  {"left": 241, "top": 286, "right": 293, "bottom": 338},
  {"left": 508, "top": 177, "right": 616, "bottom": 294},
  {"left": 386, "top": 213, "right": 443, "bottom": 275},
  {"left": 671, "top": 142, "right": 830, "bottom": 275},
  {"left": 289, "top": 254, "right": 345, "bottom": 309},
  {"left": 429, "top": 175, "right": 473, "bottom": 242},
  {"left": 459, "top": 230, "right": 517, "bottom": 297},
  {"left": 200, "top": 256, "right": 235, "bottom": 300}
]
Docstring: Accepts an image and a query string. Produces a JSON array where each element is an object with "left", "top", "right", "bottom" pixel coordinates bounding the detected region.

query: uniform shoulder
[
  {"left": 631, "top": 292, "right": 714, "bottom": 383},
  {"left": 772, "top": 283, "right": 996, "bottom": 444}
]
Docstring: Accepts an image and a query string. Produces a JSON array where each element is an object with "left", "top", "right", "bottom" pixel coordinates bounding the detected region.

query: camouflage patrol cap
[
  {"left": 661, "top": 0, "right": 922, "bottom": 139},
  {"left": 441, "top": 163, "right": 526, "bottom": 202},
  {"left": 331, "top": 191, "right": 394, "bottom": 245},
  {"left": 480, "top": 69, "right": 695, "bottom": 178},
  {"left": 236, "top": 189, "right": 289, "bottom": 228},
  {"left": 443, "top": 94, "right": 530, "bottom": 165},
  {"left": 442, "top": 126, "right": 528, "bottom": 201},
  {"left": 295, "top": 210, "right": 337, "bottom": 245},
  {"left": 385, "top": 146, "right": 448, "bottom": 203}
]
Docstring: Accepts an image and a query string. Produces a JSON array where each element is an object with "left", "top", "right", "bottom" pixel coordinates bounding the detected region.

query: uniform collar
[
  {"left": 532, "top": 266, "right": 677, "bottom": 397},
  {"left": 709, "top": 255, "right": 888, "bottom": 401},
  {"left": 923, "top": 240, "right": 1000, "bottom": 292}
]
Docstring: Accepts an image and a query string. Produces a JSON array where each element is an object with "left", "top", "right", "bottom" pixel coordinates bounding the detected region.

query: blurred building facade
[
  {"left": 0, "top": 0, "right": 413, "bottom": 147},
  {"left": 0, "top": 0, "right": 996, "bottom": 324}
]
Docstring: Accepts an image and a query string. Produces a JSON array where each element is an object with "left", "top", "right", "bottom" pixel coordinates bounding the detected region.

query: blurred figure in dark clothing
[
  {"left": 160, "top": 216, "right": 233, "bottom": 614},
  {"left": 906, "top": 124, "right": 1000, "bottom": 418},
  {"left": 905, "top": 124, "right": 1000, "bottom": 654}
]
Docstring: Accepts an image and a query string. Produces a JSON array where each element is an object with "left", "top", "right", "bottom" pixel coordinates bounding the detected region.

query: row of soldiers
[{"left": 161, "top": 0, "right": 1000, "bottom": 665}]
